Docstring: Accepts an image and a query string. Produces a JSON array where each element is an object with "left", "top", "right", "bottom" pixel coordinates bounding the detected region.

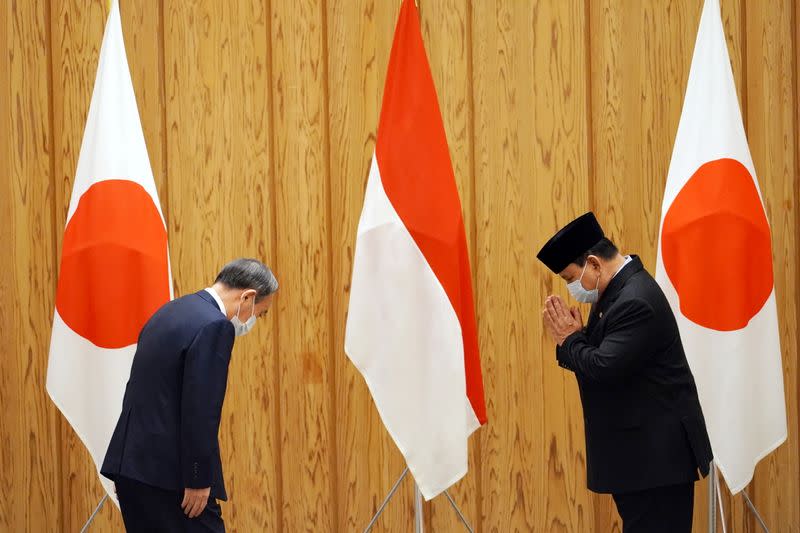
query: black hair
[
  {"left": 215, "top": 258, "right": 279, "bottom": 302},
  {"left": 572, "top": 238, "right": 619, "bottom": 267}
]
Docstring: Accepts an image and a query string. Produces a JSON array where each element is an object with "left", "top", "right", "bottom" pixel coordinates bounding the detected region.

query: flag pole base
[
  {"left": 708, "top": 461, "right": 717, "bottom": 533},
  {"left": 80, "top": 494, "right": 109, "bottom": 533},
  {"left": 709, "top": 463, "right": 771, "bottom": 533},
  {"left": 742, "top": 490, "right": 770, "bottom": 532},
  {"left": 363, "top": 467, "right": 474, "bottom": 532}
]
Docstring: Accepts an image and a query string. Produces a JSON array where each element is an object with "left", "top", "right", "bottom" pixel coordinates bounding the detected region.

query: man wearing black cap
[{"left": 537, "top": 212, "right": 713, "bottom": 533}]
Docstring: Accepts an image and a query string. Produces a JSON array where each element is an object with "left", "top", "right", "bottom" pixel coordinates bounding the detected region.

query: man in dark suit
[
  {"left": 101, "top": 258, "right": 278, "bottom": 532},
  {"left": 537, "top": 213, "right": 713, "bottom": 533}
]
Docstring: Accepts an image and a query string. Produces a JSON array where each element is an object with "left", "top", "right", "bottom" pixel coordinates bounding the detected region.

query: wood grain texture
[
  {"left": 471, "top": 1, "right": 594, "bottom": 530},
  {"left": 471, "top": 2, "right": 540, "bottom": 528},
  {"left": 270, "top": 0, "right": 335, "bottom": 530},
  {"left": 420, "top": 0, "right": 481, "bottom": 530},
  {"left": 165, "top": 1, "right": 281, "bottom": 531},
  {"left": 3, "top": 0, "right": 799, "bottom": 531},
  {"left": 588, "top": 1, "right": 703, "bottom": 529},
  {"left": 745, "top": 0, "right": 800, "bottom": 530},
  {"left": 0, "top": 0, "right": 62, "bottom": 531},
  {"left": 326, "top": 0, "right": 416, "bottom": 532}
]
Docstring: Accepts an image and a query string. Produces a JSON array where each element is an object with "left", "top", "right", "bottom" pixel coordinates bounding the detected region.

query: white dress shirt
[{"left": 204, "top": 287, "right": 226, "bottom": 316}]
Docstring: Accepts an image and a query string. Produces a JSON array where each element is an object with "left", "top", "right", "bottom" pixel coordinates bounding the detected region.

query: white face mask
[
  {"left": 567, "top": 263, "right": 600, "bottom": 304},
  {"left": 231, "top": 296, "right": 257, "bottom": 337}
]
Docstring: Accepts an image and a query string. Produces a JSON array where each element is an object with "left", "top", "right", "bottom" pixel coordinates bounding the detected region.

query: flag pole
[
  {"left": 708, "top": 461, "right": 717, "bottom": 533},
  {"left": 362, "top": 467, "right": 474, "bottom": 532},
  {"left": 80, "top": 494, "right": 108, "bottom": 533},
  {"left": 714, "top": 471, "right": 728, "bottom": 533},
  {"left": 742, "top": 490, "right": 769, "bottom": 532},
  {"left": 414, "top": 482, "right": 424, "bottom": 533},
  {"left": 363, "top": 468, "right": 408, "bottom": 533},
  {"left": 444, "top": 490, "right": 475, "bottom": 533}
]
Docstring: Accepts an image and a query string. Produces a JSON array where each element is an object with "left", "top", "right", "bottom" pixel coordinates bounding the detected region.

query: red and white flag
[
  {"left": 655, "top": 0, "right": 787, "bottom": 492},
  {"left": 344, "top": 0, "right": 487, "bottom": 500},
  {"left": 47, "top": 0, "right": 172, "bottom": 500}
]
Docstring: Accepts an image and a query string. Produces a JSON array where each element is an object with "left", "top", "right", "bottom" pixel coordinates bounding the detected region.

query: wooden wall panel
[
  {"left": 0, "top": 1, "right": 62, "bottom": 531},
  {"left": 270, "top": 0, "right": 335, "bottom": 530},
  {"left": 471, "top": 2, "right": 540, "bottom": 528},
  {"left": 420, "top": 0, "right": 481, "bottom": 530},
  {"left": 746, "top": 0, "right": 800, "bottom": 530},
  {"left": 0, "top": 3, "right": 13, "bottom": 529},
  {"left": 326, "top": 0, "right": 416, "bottom": 532},
  {"left": 588, "top": 1, "right": 705, "bottom": 529},
  {"left": 2, "top": 0, "right": 799, "bottom": 531},
  {"left": 164, "top": 1, "right": 281, "bottom": 531},
  {"left": 471, "top": 1, "right": 594, "bottom": 530},
  {"left": 48, "top": 3, "right": 106, "bottom": 529},
  {"left": 532, "top": 2, "right": 596, "bottom": 532}
]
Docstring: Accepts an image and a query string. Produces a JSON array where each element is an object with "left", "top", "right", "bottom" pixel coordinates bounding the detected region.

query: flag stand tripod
[
  {"left": 363, "top": 467, "right": 474, "bottom": 533},
  {"left": 708, "top": 461, "right": 770, "bottom": 533},
  {"left": 80, "top": 494, "right": 108, "bottom": 532}
]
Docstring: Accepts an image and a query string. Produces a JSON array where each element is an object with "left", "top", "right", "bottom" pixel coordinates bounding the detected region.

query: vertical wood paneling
[
  {"left": 122, "top": 0, "right": 168, "bottom": 215},
  {"left": 0, "top": 0, "right": 12, "bottom": 527},
  {"left": 420, "top": 0, "right": 481, "bottom": 530},
  {"left": 531, "top": 3, "right": 594, "bottom": 532},
  {"left": 588, "top": 1, "right": 707, "bottom": 529},
  {"left": 326, "top": 0, "right": 414, "bottom": 532},
  {"left": 746, "top": 0, "right": 800, "bottom": 530},
  {"left": 3, "top": 1, "right": 799, "bottom": 531},
  {"left": 48, "top": 1, "right": 107, "bottom": 531},
  {"left": 270, "top": 0, "right": 335, "bottom": 530},
  {"left": 0, "top": 0, "right": 62, "bottom": 530},
  {"left": 471, "top": 2, "right": 540, "bottom": 528},
  {"left": 472, "top": 1, "right": 592, "bottom": 530},
  {"left": 164, "top": 1, "right": 280, "bottom": 531},
  {"left": 326, "top": 1, "right": 379, "bottom": 530}
]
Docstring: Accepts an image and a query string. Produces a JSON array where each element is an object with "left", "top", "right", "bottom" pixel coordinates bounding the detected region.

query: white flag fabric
[
  {"left": 655, "top": 0, "right": 787, "bottom": 493},
  {"left": 46, "top": 0, "right": 172, "bottom": 501},
  {"left": 344, "top": 0, "right": 486, "bottom": 500}
]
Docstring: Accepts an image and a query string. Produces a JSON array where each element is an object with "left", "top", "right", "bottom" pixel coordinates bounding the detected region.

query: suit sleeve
[
  {"left": 556, "top": 298, "right": 656, "bottom": 383},
  {"left": 181, "top": 318, "right": 235, "bottom": 488}
]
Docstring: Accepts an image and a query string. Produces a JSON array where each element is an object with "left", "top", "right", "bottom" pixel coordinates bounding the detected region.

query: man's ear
[{"left": 586, "top": 255, "right": 602, "bottom": 271}]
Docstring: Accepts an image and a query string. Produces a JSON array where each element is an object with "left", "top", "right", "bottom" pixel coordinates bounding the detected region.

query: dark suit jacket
[
  {"left": 101, "top": 290, "right": 235, "bottom": 501},
  {"left": 557, "top": 256, "right": 713, "bottom": 494}
]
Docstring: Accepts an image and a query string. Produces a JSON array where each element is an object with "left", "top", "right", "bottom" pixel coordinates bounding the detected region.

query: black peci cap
[{"left": 536, "top": 212, "right": 605, "bottom": 273}]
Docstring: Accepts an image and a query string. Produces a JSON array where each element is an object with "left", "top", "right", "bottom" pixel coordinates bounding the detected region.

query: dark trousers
[
  {"left": 612, "top": 482, "right": 694, "bottom": 533},
  {"left": 116, "top": 476, "right": 225, "bottom": 533}
]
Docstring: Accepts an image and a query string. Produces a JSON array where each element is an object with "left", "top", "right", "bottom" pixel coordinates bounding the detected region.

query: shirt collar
[
  {"left": 204, "top": 287, "right": 226, "bottom": 316},
  {"left": 611, "top": 255, "right": 633, "bottom": 279}
]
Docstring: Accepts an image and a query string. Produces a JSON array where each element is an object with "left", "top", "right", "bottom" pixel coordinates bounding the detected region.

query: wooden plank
[
  {"left": 164, "top": 0, "right": 280, "bottom": 531},
  {"left": 531, "top": 2, "right": 594, "bottom": 532},
  {"left": 472, "top": 1, "right": 591, "bottom": 530},
  {"left": 49, "top": 1, "right": 165, "bottom": 530},
  {"left": 269, "top": 0, "right": 335, "bottom": 530},
  {"left": 420, "top": 0, "right": 481, "bottom": 529},
  {"left": 326, "top": 0, "right": 417, "bottom": 531},
  {"left": 122, "top": 0, "right": 168, "bottom": 218},
  {"left": 0, "top": 0, "right": 62, "bottom": 531},
  {"left": 3, "top": 0, "right": 800, "bottom": 530},
  {"left": 48, "top": 1, "right": 107, "bottom": 531},
  {"left": 745, "top": 0, "right": 800, "bottom": 529},
  {"left": 589, "top": 2, "right": 718, "bottom": 529},
  {"left": 0, "top": 0, "right": 12, "bottom": 524}
]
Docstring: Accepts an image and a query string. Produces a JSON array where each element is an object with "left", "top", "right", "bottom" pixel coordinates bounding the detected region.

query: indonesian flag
[
  {"left": 655, "top": 0, "right": 787, "bottom": 493},
  {"left": 344, "top": 0, "right": 486, "bottom": 500},
  {"left": 46, "top": 0, "right": 172, "bottom": 501}
]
